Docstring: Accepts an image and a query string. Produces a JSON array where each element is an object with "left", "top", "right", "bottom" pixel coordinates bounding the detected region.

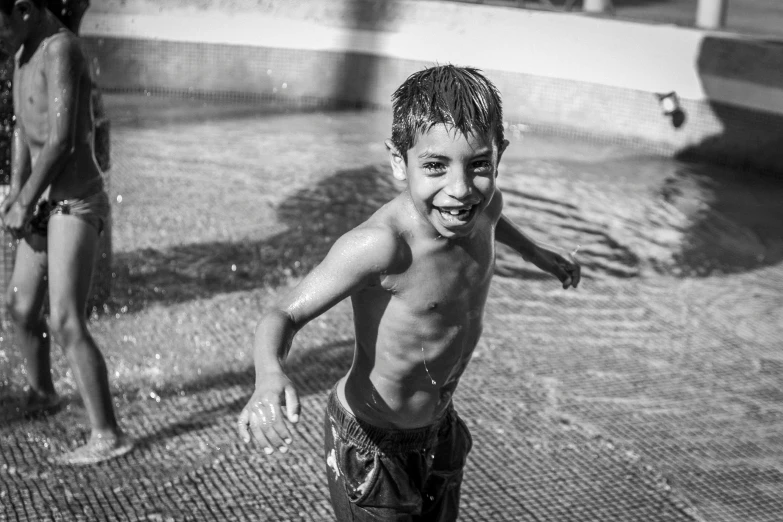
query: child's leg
[
  {"left": 5, "top": 234, "right": 54, "bottom": 400},
  {"left": 46, "top": 214, "right": 132, "bottom": 464}
]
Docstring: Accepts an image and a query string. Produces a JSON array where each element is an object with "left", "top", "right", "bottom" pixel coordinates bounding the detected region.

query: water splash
[{"left": 421, "top": 346, "right": 436, "bottom": 386}]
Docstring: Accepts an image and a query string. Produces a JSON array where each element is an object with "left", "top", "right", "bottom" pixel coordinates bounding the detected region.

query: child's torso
[
  {"left": 14, "top": 32, "right": 102, "bottom": 201},
  {"left": 343, "top": 208, "right": 496, "bottom": 429}
]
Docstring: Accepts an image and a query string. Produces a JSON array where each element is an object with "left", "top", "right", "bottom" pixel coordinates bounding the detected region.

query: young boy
[
  {"left": 238, "top": 65, "right": 581, "bottom": 520},
  {"left": 0, "top": 0, "right": 132, "bottom": 464}
]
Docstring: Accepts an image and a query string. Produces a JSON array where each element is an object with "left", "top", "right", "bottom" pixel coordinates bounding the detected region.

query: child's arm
[
  {"left": 492, "top": 191, "right": 581, "bottom": 289},
  {"left": 0, "top": 124, "right": 31, "bottom": 217},
  {"left": 3, "top": 36, "right": 82, "bottom": 233},
  {"left": 237, "top": 224, "right": 401, "bottom": 454}
]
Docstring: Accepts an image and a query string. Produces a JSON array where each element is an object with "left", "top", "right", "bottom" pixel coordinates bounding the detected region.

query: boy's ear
[
  {"left": 385, "top": 139, "right": 407, "bottom": 181},
  {"left": 497, "top": 139, "right": 510, "bottom": 162},
  {"left": 16, "top": 0, "right": 34, "bottom": 20},
  {"left": 495, "top": 139, "right": 510, "bottom": 176}
]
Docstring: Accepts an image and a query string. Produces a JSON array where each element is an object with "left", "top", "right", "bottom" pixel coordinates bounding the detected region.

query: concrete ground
[{"left": 1, "top": 94, "right": 782, "bottom": 521}]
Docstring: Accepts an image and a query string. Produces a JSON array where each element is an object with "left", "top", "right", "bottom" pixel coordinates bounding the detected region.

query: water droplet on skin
[{"left": 421, "top": 346, "right": 437, "bottom": 385}]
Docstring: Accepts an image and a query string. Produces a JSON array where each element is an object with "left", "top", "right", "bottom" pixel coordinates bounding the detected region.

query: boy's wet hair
[{"left": 391, "top": 65, "right": 504, "bottom": 159}]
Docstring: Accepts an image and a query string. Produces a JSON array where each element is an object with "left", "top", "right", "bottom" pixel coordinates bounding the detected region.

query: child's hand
[
  {"left": 1, "top": 201, "right": 31, "bottom": 239},
  {"left": 0, "top": 194, "right": 15, "bottom": 217},
  {"left": 237, "top": 371, "right": 300, "bottom": 455},
  {"left": 533, "top": 244, "right": 581, "bottom": 289}
]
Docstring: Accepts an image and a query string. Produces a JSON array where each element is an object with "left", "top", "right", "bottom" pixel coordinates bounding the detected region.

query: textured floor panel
[{"left": 1, "top": 96, "right": 781, "bottom": 521}]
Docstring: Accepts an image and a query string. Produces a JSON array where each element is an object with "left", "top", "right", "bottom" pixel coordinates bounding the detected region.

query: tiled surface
[
  {"left": 1, "top": 95, "right": 781, "bottom": 521},
  {"left": 82, "top": 36, "right": 783, "bottom": 174}
]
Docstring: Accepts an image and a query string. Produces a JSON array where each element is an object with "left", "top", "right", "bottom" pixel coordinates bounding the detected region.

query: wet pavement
[{"left": 1, "top": 94, "right": 782, "bottom": 521}]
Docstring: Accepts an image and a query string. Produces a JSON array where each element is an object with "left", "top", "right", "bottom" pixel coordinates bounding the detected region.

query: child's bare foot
[
  {"left": 54, "top": 432, "right": 134, "bottom": 466},
  {"left": 24, "top": 387, "right": 63, "bottom": 418}
]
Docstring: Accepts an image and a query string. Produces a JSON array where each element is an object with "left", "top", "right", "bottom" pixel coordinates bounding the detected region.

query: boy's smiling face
[{"left": 388, "top": 124, "right": 507, "bottom": 239}]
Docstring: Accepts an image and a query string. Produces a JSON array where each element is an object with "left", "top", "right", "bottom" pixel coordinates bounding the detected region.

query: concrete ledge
[{"left": 81, "top": 0, "right": 783, "bottom": 173}]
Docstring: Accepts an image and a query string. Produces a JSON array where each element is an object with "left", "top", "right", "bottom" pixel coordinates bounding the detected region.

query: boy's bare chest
[
  {"left": 383, "top": 234, "right": 495, "bottom": 310},
  {"left": 14, "top": 59, "right": 49, "bottom": 140}
]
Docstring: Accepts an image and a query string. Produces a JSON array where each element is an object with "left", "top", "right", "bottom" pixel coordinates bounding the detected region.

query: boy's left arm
[
  {"left": 4, "top": 36, "right": 82, "bottom": 233},
  {"left": 0, "top": 123, "right": 30, "bottom": 217},
  {"left": 492, "top": 191, "right": 581, "bottom": 289}
]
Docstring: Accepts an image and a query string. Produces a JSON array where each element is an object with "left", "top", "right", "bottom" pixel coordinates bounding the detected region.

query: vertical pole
[
  {"left": 696, "top": 0, "right": 728, "bottom": 29},
  {"left": 582, "top": 0, "right": 612, "bottom": 13}
]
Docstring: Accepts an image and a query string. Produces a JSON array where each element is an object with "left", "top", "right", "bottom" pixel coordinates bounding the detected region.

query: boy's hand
[
  {"left": 0, "top": 194, "right": 15, "bottom": 217},
  {"left": 533, "top": 245, "right": 581, "bottom": 289},
  {"left": 237, "top": 370, "right": 301, "bottom": 455},
  {"left": 1, "top": 200, "right": 31, "bottom": 238}
]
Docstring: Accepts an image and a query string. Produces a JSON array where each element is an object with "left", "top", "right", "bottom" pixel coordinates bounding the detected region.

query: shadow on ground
[
  {"left": 108, "top": 164, "right": 400, "bottom": 312},
  {"left": 108, "top": 150, "right": 783, "bottom": 316},
  {"left": 663, "top": 161, "right": 783, "bottom": 276},
  {"left": 129, "top": 339, "right": 354, "bottom": 453},
  {"left": 498, "top": 150, "right": 783, "bottom": 281}
]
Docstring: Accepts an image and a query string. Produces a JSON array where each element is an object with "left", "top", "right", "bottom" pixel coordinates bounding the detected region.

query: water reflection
[{"left": 497, "top": 142, "right": 783, "bottom": 281}]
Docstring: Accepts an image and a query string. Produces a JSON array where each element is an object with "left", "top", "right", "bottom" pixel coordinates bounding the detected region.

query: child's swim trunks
[
  {"left": 28, "top": 188, "right": 110, "bottom": 236},
  {"left": 323, "top": 385, "right": 472, "bottom": 521}
]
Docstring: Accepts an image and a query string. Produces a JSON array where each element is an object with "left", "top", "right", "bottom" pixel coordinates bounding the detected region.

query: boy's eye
[
  {"left": 422, "top": 162, "right": 446, "bottom": 174},
  {"left": 471, "top": 160, "right": 493, "bottom": 172}
]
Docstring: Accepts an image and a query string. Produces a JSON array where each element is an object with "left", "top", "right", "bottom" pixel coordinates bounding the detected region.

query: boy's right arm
[
  {"left": 237, "top": 223, "right": 400, "bottom": 455},
  {"left": 0, "top": 124, "right": 31, "bottom": 218}
]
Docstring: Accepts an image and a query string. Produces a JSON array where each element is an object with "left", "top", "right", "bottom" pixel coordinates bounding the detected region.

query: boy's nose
[{"left": 446, "top": 171, "right": 473, "bottom": 199}]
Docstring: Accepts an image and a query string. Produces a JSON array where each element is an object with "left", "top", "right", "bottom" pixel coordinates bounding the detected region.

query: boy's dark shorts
[
  {"left": 323, "top": 386, "right": 473, "bottom": 522},
  {"left": 28, "top": 189, "right": 110, "bottom": 237}
]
